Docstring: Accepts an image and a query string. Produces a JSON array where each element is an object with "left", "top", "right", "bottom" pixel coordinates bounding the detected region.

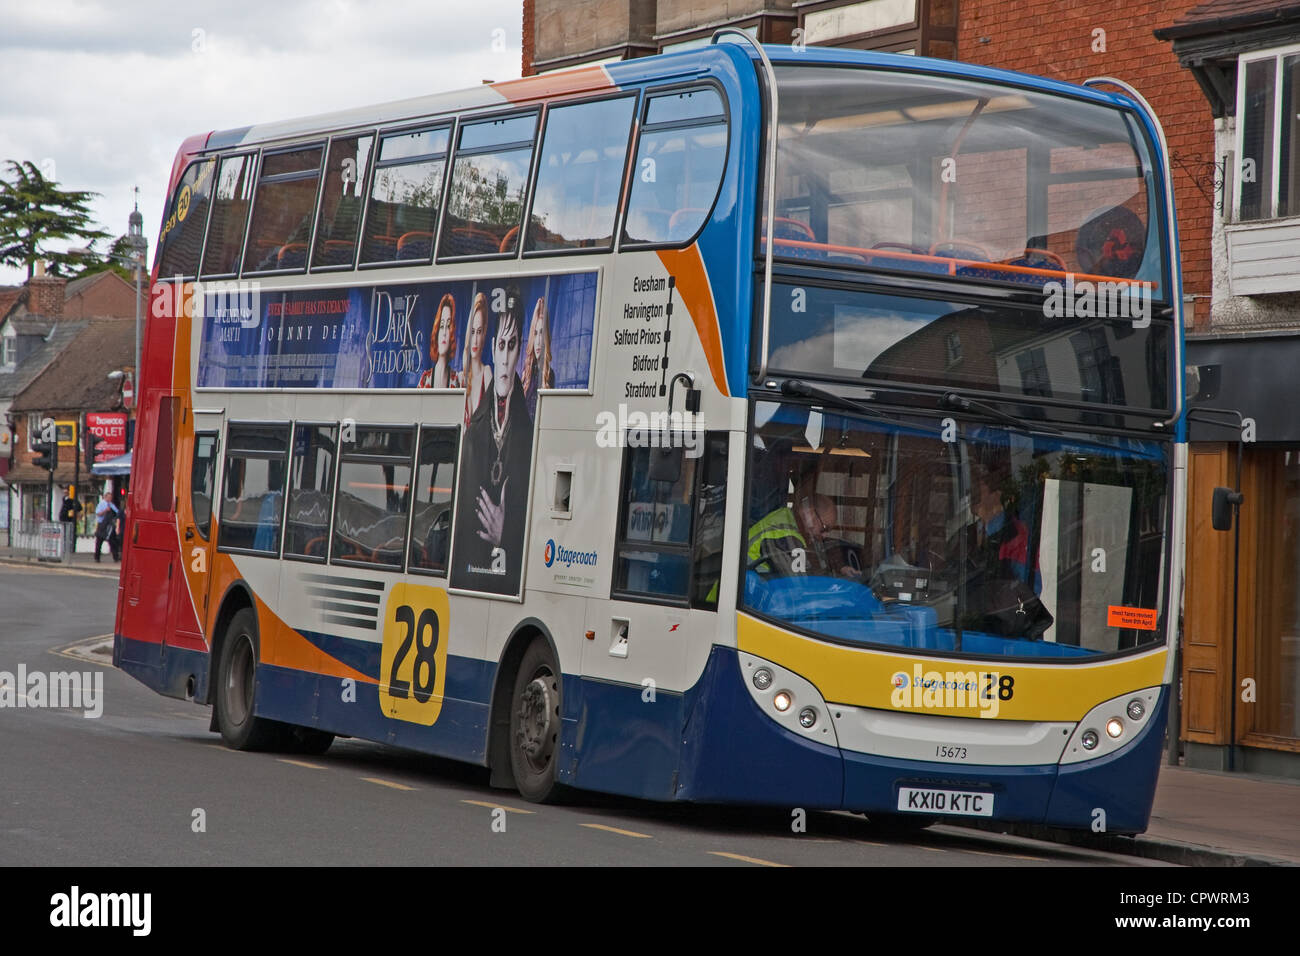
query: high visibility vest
[
  {"left": 705, "top": 507, "right": 806, "bottom": 604},
  {"left": 747, "top": 507, "right": 805, "bottom": 564}
]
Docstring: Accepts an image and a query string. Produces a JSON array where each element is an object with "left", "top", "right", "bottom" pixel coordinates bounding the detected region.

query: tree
[
  {"left": 69, "top": 234, "right": 137, "bottom": 282},
  {"left": 0, "top": 160, "right": 109, "bottom": 279}
]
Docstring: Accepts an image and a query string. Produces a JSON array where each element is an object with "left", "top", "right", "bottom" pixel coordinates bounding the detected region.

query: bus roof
[{"left": 198, "top": 42, "right": 1143, "bottom": 156}]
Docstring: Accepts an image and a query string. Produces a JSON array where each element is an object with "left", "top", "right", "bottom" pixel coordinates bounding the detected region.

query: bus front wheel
[
  {"left": 214, "top": 608, "right": 281, "bottom": 751},
  {"left": 509, "top": 637, "right": 563, "bottom": 803}
]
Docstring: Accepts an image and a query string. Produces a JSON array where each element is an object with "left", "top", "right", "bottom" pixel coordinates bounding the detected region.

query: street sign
[
  {"left": 56, "top": 420, "right": 78, "bottom": 447},
  {"left": 86, "top": 412, "right": 128, "bottom": 462}
]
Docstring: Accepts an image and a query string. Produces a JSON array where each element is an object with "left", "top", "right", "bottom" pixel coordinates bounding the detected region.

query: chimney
[{"left": 28, "top": 261, "right": 66, "bottom": 319}]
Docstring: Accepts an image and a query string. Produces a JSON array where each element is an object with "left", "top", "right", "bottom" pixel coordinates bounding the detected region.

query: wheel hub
[{"left": 516, "top": 676, "right": 555, "bottom": 763}]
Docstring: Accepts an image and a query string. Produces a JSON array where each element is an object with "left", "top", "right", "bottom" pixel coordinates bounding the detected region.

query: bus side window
[
  {"left": 613, "top": 443, "right": 697, "bottom": 603},
  {"left": 284, "top": 424, "right": 338, "bottom": 560},
  {"left": 621, "top": 86, "right": 728, "bottom": 247},
  {"left": 408, "top": 426, "right": 458, "bottom": 575},
  {"left": 218, "top": 424, "right": 290, "bottom": 555},
  {"left": 156, "top": 158, "right": 214, "bottom": 279},
  {"left": 692, "top": 432, "right": 730, "bottom": 610},
  {"left": 440, "top": 111, "right": 539, "bottom": 259},
  {"left": 331, "top": 426, "right": 415, "bottom": 569},
  {"left": 360, "top": 125, "right": 450, "bottom": 265},
  {"left": 201, "top": 153, "right": 256, "bottom": 278},
  {"left": 190, "top": 432, "right": 219, "bottom": 540},
  {"left": 243, "top": 144, "right": 325, "bottom": 275},
  {"left": 526, "top": 95, "right": 636, "bottom": 253},
  {"left": 312, "top": 133, "right": 374, "bottom": 270}
]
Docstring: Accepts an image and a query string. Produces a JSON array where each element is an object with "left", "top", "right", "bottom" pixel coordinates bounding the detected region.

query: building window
[
  {"left": 1236, "top": 46, "right": 1300, "bottom": 221},
  {"left": 1, "top": 331, "right": 15, "bottom": 368}
]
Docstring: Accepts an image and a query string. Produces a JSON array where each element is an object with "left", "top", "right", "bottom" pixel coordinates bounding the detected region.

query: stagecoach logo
[
  {"left": 890, "top": 664, "right": 1000, "bottom": 718},
  {"left": 543, "top": 538, "right": 598, "bottom": 569}
]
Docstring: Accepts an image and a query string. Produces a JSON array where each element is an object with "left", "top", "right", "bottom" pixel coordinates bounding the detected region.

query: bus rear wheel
[
  {"left": 509, "top": 637, "right": 563, "bottom": 803},
  {"left": 214, "top": 608, "right": 281, "bottom": 751}
]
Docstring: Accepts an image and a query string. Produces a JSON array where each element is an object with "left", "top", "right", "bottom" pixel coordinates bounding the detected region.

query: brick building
[
  {"left": 1156, "top": 0, "right": 1300, "bottom": 775},
  {"left": 1, "top": 267, "right": 136, "bottom": 534}
]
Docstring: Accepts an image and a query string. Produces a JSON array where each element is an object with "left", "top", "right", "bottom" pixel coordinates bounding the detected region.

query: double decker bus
[{"left": 116, "top": 34, "right": 1184, "bottom": 832}]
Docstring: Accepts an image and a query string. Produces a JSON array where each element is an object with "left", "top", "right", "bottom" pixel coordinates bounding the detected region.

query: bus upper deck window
[
  {"left": 360, "top": 125, "right": 451, "bottom": 265},
  {"left": 526, "top": 95, "right": 635, "bottom": 254},
  {"left": 312, "top": 134, "right": 374, "bottom": 270},
  {"left": 440, "top": 112, "right": 538, "bottom": 259},
  {"left": 156, "top": 158, "right": 214, "bottom": 280},
  {"left": 621, "top": 86, "right": 727, "bottom": 248},
  {"left": 243, "top": 145, "right": 325, "bottom": 275},
  {"left": 201, "top": 153, "right": 256, "bottom": 278}
]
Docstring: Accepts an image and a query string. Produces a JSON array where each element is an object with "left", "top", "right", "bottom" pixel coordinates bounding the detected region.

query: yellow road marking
[
  {"left": 49, "top": 634, "right": 115, "bottom": 667},
  {"left": 460, "top": 799, "right": 534, "bottom": 814},
  {"left": 914, "top": 844, "right": 944, "bottom": 853},
  {"left": 580, "top": 823, "right": 651, "bottom": 839},
  {"left": 362, "top": 777, "right": 416, "bottom": 791},
  {"left": 279, "top": 758, "right": 328, "bottom": 770},
  {"left": 709, "top": 851, "right": 789, "bottom": 867}
]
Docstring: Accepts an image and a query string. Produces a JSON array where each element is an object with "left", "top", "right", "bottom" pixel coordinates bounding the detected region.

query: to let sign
[{"left": 85, "top": 411, "right": 128, "bottom": 461}]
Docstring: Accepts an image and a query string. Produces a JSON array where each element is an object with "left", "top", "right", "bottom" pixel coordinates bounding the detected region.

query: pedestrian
[
  {"left": 93, "top": 491, "right": 119, "bottom": 563},
  {"left": 58, "top": 487, "right": 82, "bottom": 560}
]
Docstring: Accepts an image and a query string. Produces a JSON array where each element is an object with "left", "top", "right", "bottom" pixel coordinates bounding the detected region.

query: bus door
[{"left": 183, "top": 411, "right": 224, "bottom": 638}]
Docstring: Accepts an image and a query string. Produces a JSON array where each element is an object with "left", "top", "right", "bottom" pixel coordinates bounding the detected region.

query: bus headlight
[
  {"left": 1061, "top": 687, "right": 1160, "bottom": 765},
  {"left": 737, "top": 652, "right": 839, "bottom": 747}
]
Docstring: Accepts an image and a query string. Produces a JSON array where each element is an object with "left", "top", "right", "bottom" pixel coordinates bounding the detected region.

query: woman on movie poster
[
  {"left": 450, "top": 284, "right": 532, "bottom": 596},
  {"left": 462, "top": 292, "right": 493, "bottom": 428},
  {"left": 522, "top": 295, "right": 555, "bottom": 420},
  {"left": 418, "top": 293, "right": 461, "bottom": 389}
]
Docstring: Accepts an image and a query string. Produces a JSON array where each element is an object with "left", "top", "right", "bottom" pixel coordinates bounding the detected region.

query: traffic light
[
  {"left": 85, "top": 430, "right": 104, "bottom": 470},
  {"left": 33, "top": 439, "right": 58, "bottom": 472}
]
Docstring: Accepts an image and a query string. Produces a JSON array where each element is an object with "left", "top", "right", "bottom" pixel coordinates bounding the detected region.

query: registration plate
[{"left": 897, "top": 787, "right": 994, "bottom": 817}]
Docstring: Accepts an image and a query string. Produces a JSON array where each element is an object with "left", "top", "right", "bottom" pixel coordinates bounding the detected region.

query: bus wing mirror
[
  {"left": 649, "top": 446, "right": 682, "bottom": 484},
  {"left": 1211, "top": 487, "right": 1242, "bottom": 531}
]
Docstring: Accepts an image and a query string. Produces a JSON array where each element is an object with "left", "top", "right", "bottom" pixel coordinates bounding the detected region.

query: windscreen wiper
[
  {"left": 780, "top": 379, "right": 904, "bottom": 427},
  {"left": 938, "top": 391, "right": 1063, "bottom": 436}
]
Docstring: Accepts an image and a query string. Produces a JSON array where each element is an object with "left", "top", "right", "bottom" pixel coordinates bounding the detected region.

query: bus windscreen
[{"left": 771, "top": 66, "right": 1167, "bottom": 295}]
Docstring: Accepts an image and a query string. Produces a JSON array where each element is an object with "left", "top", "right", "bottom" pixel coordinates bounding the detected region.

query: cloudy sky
[{"left": 0, "top": 0, "right": 524, "bottom": 285}]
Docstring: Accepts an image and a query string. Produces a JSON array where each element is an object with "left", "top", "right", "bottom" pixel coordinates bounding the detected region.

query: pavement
[
  {"left": 0, "top": 543, "right": 122, "bottom": 577},
  {"left": 1, "top": 552, "right": 1294, "bottom": 866}
]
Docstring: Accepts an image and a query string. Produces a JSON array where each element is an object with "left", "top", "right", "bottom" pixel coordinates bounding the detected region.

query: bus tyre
[
  {"left": 509, "top": 637, "right": 563, "bottom": 803},
  {"left": 214, "top": 608, "right": 281, "bottom": 751}
]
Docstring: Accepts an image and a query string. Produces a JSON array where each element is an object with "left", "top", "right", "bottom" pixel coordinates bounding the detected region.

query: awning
[
  {"left": 91, "top": 451, "right": 132, "bottom": 476},
  {"left": 1187, "top": 335, "right": 1300, "bottom": 443}
]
